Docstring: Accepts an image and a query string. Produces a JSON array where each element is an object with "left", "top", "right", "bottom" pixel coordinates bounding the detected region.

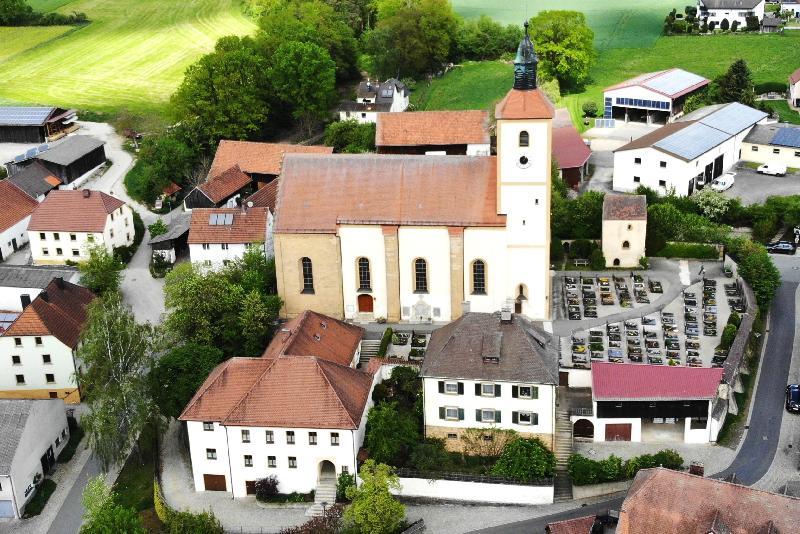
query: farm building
[
  {"left": 148, "top": 212, "right": 190, "bottom": 264},
  {"left": 552, "top": 110, "right": 591, "bottom": 189},
  {"left": 603, "top": 69, "right": 709, "bottom": 124},
  {"left": 789, "top": 67, "right": 800, "bottom": 108},
  {"left": 6, "top": 161, "right": 61, "bottom": 202},
  {"left": 697, "top": 0, "right": 766, "bottom": 28},
  {"left": 375, "top": 110, "right": 491, "bottom": 155},
  {"left": 0, "top": 107, "right": 77, "bottom": 144},
  {"left": 613, "top": 102, "right": 767, "bottom": 196},
  {"left": 741, "top": 123, "right": 800, "bottom": 168},
  {"left": 28, "top": 136, "right": 106, "bottom": 185},
  {"left": 0, "top": 181, "right": 38, "bottom": 263}
]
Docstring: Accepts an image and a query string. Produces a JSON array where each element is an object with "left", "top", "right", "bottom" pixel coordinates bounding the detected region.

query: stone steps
[
  {"left": 306, "top": 479, "right": 337, "bottom": 517},
  {"left": 359, "top": 340, "right": 381, "bottom": 365}
]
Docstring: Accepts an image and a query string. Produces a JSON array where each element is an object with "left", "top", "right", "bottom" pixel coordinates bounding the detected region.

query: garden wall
[
  {"left": 392, "top": 475, "right": 553, "bottom": 505},
  {"left": 571, "top": 479, "right": 632, "bottom": 500},
  {"left": 564, "top": 368, "right": 592, "bottom": 388}
]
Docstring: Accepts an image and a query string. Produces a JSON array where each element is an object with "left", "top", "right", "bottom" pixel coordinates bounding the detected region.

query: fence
[{"left": 394, "top": 468, "right": 552, "bottom": 486}]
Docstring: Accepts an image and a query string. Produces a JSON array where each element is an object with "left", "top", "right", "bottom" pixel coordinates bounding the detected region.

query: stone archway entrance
[
  {"left": 318, "top": 460, "right": 336, "bottom": 483},
  {"left": 574, "top": 419, "right": 595, "bottom": 439}
]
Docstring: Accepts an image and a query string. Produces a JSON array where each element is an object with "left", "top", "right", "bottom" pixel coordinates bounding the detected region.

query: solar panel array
[
  {"left": 643, "top": 69, "right": 706, "bottom": 97},
  {"left": 11, "top": 143, "right": 50, "bottom": 164},
  {"left": 697, "top": 102, "right": 767, "bottom": 135},
  {"left": 772, "top": 127, "right": 800, "bottom": 149},
  {"left": 0, "top": 107, "right": 54, "bottom": 126},
  {"left": 208, "top": 213, "right": 234, "bottom": 226},
  {"left": 654, "top": 123, "right": 730, "bottom": 161}
]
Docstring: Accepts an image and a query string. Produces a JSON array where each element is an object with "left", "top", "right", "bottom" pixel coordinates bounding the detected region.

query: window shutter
[
  {"left": 475, "top": 383, "right": 482, "bottom": 396},
  {"left": 458, "top": 408, "right": 464, "bottom": 421},
  {"left": 439, "top": 407, "right": 445, "bottom": 420},
  {"left": 532, "top": 413, "right": 539, "bottom": 425},
  {"left": 512, "top": 385, "right": 518, "bottom": 398},
  {"left": 495, "top": 411, "right": 501, "bottom": 423},
  {"left": 457, "top": 382, "right": 464, "bottom": 395},
  {"left": 475, "top": 409, "right": 482, "bottom": 422},
  {"left": 532, "top": 386, "right": 539, "bottom": 399},
  {"left": 438, "top": 381, "right": 444, "bottom": 394},
  {"left": 494, "top": 384, "right": 501, "bottom": 397},
  {"left": 512, "top": 411, "right": 518, "bottom": 424}
]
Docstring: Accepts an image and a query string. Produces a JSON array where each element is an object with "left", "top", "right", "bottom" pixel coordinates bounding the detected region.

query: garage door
[
  {"left": 605, "top": 423, "right": 632, "bottom": 441},
  {"left": 203, "top": 474, "right": 227, "bottom": 491},
  {"left": 0, "top": 500, "right": 14, "bottom": 518}
]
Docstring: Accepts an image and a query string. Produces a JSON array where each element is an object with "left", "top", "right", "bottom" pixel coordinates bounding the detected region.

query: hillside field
[{"left": 0, "top": 0, "right": 256, "bottom": 119}]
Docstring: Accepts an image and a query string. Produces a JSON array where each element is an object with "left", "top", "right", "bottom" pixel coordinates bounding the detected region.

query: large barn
[{"left": 0, "top": 107, "right": 77, "bottom": 143}]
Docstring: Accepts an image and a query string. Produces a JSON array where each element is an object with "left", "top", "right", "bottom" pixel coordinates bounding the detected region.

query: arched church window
[{"left": 519, "top": 131, "right": 530, "bottom": 147}]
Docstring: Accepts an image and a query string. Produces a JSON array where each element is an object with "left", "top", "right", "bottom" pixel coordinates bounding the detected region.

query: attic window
[
  {"left": 320, "top": 322, "right": 327, "bottom": 329},
  {"left": 313, "top": 334, "right": 321, "bottom": 341}
]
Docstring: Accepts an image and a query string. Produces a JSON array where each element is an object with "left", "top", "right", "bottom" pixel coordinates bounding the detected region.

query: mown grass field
[{"left": 0, "top": 0, "right": 256, "bottom": 119}]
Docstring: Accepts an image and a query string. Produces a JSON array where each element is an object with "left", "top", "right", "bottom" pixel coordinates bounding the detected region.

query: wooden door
[
  {"left": 357, "top": 294, "right": 373, "bottom": 313},
  {"left": 559, "top": 371, "right": 569, "bottom": 387},
  {"left": 574, "top": 419, "right": 595, "bottom": 439},
  {"left": 605, "top": 423, "right": 631, "bottom": 441},
  {"left": 203, "top": 474, "right": 227, "bottom": 491},
  {"left": 245, "top": 481, "right": 256, "bottom": 495}
]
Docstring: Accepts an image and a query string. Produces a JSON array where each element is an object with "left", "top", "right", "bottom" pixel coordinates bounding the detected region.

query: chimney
[
  {"left": 500, "top": 301, "right": 513, "bottom": 323},
  {"left": 82, "top": 189, "right": 91, "bottom": 198},
  {"left": 689, "top": 461, "right": 705, "bottom": 477},
  {"left": 54, "top": 277, "right": 64, "bottom": 289},
  {"left": 40, "top": 290, "right": 49, "bottom": 302}
]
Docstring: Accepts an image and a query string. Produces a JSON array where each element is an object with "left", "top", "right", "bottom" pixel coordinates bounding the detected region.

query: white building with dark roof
[
  {"left": 741, "top": 123, "right": 800, "bottom": 168},
  {"left": 603, "top": 69, "right": 709, "bottom": 124},
  {"left": 0, "top": 265, "right": 78, "bottom": 312},
  {"left": 338, "top": 79, "right": 409, "bottom": 124},
  {"left": 602, "top": 195, "right": 647, "bottom": 268},
  {"left": 789, "top": 67, "right": 800, "bottom": 108},
  {"left": 697, "top": 0, "right": 766, "bottom": 28},
  {"left": 613, "top": 102, "right": 768, "bottom": 196}
]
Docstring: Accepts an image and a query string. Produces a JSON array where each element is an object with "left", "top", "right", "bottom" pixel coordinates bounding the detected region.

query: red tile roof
[
  {"left": 275, "top": 154, "right": 505, "bottom": 234},
  {"left": 790, "top": 67, "right": 800, "bottom": 86},
  {"left": 618, "top": 468, "right": 800, "bottom": 534},
  {"left": 179, "top": 356, "right": 374, "bottom": 429},
  {"left": 375, "top": 111, "right": 490, "bottom": 147},
  {"left": 162, "top": 182, "right": 181, "bottom": 196},
  {"left": 546, "top": 515, "right": 596, "bottom": 534},
  {"left": 366, "top": 358, "right": 421, "bottom": 376},
  {"left": 27, "top": 190, "right": 124, "bottom": 232},
  {"left": 592, "top": 362, "right": 722, "bottom": 401},
  {"left": 187, "top": 207, "right": 268, "bottom": 244},
  {"left": 0, "top": 181, "right": 38, "bottom": 233},
  {"left": 197, "top": 165, "right": 251, "bottom": 204},
  {"left": 495, "top": 89, "right": 554, "bottom": 120},
  {"left": 208, "top": 140, "right": 333, "bottom": 179},
  {"left": 602, "top": 194, "right": 647, "bottom": 221},
  {"left": 262, "top": 310, "right": 363, "bottom": 367},
  {"left": 552, "top": 125, "right": 591, "bottom": 170},
  {"left": 243, "top": 180, "right": 279, "bottom": 213},
  {"left": 3, "top": 278, "right": 94, "bottom": 347}
]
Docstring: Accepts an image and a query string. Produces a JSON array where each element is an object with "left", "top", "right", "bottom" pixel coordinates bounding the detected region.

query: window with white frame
[
  {"left": 268, "top": 456, "right": 276, "bottom": 468},
  {"left": 444, "top": 382, "right": 459, "bottom": 394},
  {"left": 265, "top": 430, "right": 274, "bottom": 444},
  {"left": 288, "top": 457, "right": 297, "bottom": 468},
  {"left": 481, "top": 383, "right": 496, "bottom": 397},
  {"left": 206, "top": 448, "right": 217, "bottom": 460},
  {"left": 516, "top": 385, "right": 538, "bottom": 399},
  {"left": 445, "top": 406, "right": 459, "bottom": 420},
  {"left": 309, "top": 432, "right": 317, "bottom": 445},
  {"left": 203, "top": 422, "right": 214, "bottom": 431},
  {"left": 244, "top": 455, "right": 253, "bottom": 467},
  {"left": 331, "top": 432, "right": 340, "bottom": 446},
  {"left": 286, "top": 431, "right": 295, "bottom": 444},
  {"left": 515, "top": 411, "right": 538, "bottom": 425},
  {"left": 478, "top": 409, "right": 498, "bottom": 423}
]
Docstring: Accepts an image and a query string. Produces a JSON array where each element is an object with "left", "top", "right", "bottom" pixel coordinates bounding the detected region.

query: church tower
[{"left": 495, "top": 21, "right": 554, "bottom": 320}]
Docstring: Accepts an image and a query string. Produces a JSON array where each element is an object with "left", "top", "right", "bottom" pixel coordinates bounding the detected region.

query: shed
[
  {"left": 0, "top": 107, "right": 77, "bottom": 143},
  {"left": 148, "top": 213, "right": 191, "bottom": 264},
  {"left": 33, "top": 136, "right": 106, "bottom": 184}
]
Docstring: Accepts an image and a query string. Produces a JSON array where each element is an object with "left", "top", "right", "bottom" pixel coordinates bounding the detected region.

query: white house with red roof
[
  {"left": 789, "top": 67, "right": 800, "bottom": 108},
  {"left": 570, "top": 363, "right": 724, "bottom": 444},
  {"left": 187, "top": 206, "right": 269, "bottom": 269},
  {"left": 603, "top": 69, "right": 709, "bottom": 124},
  {"left": 26, "top": 190, "right": 133, "bottom": 265},
  {"left": 0, "top": 181, "right": 38, "bottom": 263}
]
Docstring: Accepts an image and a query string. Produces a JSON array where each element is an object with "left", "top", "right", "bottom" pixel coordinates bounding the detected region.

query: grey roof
[
  {"left": 36, "top": 135, "right": 105, "bottom": 166},
  {"left": 0, "top": 400, "right": 34, "bottom": 475},
  {"left": 772, "top": 126, "right": 800, "bottom": 149},
  {"left": 762, "top": 15, "right": 782, "bottom": 27},
  {"left": 678, "top": 103, "right": 727, "bottom": 122},
  {"left": 642, "top": 69, "right": 707, "bottom": 98},
  {"left": 654, "top": 122, "right": 731, "bottom": 161},
  {"left": 0, "top": 107, "right": 54, "bottom": 127},
  {"left": 0, "top": 264, "right": 77, "bottom": 289},
  {"left": 420, "top": 312, "right": 558, "bottom": 384},
  {"left": 7, "top": 161, "right": 60, "bottom": 199},
  {"left": 699, "top": 0, "right": 762, "bottom": 8},
  {"left": 695, "top": 102, "right": 767, "bottom": 135},
  {"left": 148, "top": 213, "right": 191, "bottom": 245},
  {"left": 743, "top": 123, "right": 797, "bottom": 145}
]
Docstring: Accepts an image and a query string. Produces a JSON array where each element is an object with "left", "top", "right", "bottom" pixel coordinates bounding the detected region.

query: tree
[
  {"left": 148, "top": 219, "right": 168, "bottom": 238},
  {"left": 454, "top": 15, "right": 523, "bottom": 61},
  {"left": 172, "top": 36, "right": 270, "bottom": 149},
  {"left": 324, "top": 120, "right": 376, "bottom": 153},
  {"left": 238, "top": 290, "right": 279, "bottom": 356},
  {"left": 365, "top": 402, "right": 419, "bottom": 466},
  {"left": 492, "top": 438, "right": 556, "bottom": 481},
  {"left": 151, "top": 343, "right": 224, "bottom": 418},
  {"left": 683, "top": 93, "right": 707, "bottom": 114},
  {"left": 720, "top": 18, "right": 729, "bottom": 31},
  {"left": 528, "top": 11, "right": 595, "bottom": 89},
  {"left": 581, "top": 101, "right": 598, "bottom": 117},
  {"left": 0, "top": 0, "right": 34, "bottom": 25},
  {"left": 126, "top": 133, "right": 195, "bottom": 204},
  {"left": 692, "top": 189, "right": 731, "bottom": 221},
  {"left": 80, "top": 476, "right": 145, "bottom": 534},
  {"left": 344, "top": 460, "right": 405, "bottom": 534},
  {"left": 79, "top": 245, "right": 124, "bottom": 296},
  {"left": 269, "top": 41, "right": 337, "bottom": 136},
  {"left": 79, "top": 294, "right": 158, "bottom": 469},
  {"left": 224, "top": 245, "right": 277, "bottom": 295},
  {"left": 718, "top": 59, "right": 755, "bottom": 106},
  {"left": 732, "top": 239, "right": 781, "bottom": 307}
]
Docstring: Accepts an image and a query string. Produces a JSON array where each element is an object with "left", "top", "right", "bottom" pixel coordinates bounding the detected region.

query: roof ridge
[
  {"left": 220, "top": 358, "right": 278, "bottom": 424},
  {"left": 315, "top": 357, "right": 365, "bottom": 428}
]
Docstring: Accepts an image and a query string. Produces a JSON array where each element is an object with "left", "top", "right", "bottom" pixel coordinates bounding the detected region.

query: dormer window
[{"left": 519, "top": 131, "right": 529, "bottom": 147}]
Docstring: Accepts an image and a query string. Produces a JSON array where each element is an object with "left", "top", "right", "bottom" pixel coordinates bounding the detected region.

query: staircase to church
[
  {"left": 359, "top": 340, "right": 381, "bottom": 366},
  {"left": 306, "top": 476, "right": 337, "bottom": 517},
  {"left": 553, "top": 408, "right": 574, "bottom": 502}
]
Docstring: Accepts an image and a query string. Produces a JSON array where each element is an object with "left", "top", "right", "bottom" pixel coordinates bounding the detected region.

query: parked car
[
  {"left": 710, "top": 172, "right": 735, "bottom": 191},
  {"left": 786, "top": 384, "right": 800, "bottom": 413},
  {"left": 757, "top": 163, "right": 788, "bottom": 176},
  {"left": 766, "top": 241, "right": 797, "bottom": 255}
]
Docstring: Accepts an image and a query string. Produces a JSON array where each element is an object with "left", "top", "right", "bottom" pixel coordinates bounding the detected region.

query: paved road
[
  {"left": 721, "top": 165, "right": 800, "bottom": 206},
  {"left": 45, "top": 456, "right": 101, "bottom": 534}
]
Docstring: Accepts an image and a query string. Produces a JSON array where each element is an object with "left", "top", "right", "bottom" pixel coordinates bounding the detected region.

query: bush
[
  {"left": 377, "top": 327, "right": 393, "bottom": 357},
  {"left": 336, "top": 472, "right": 355, "bottom": 502},
  {"left": 324, "top": 120, "right": 376, "bottom": 153},
  {"left": 709, "top": 21, "right": 717, "bottom": 30},
  {"left": 280, "top": 506, "right": 342, "bottom": 534},
  {"left": 409, "top": 439, "right": 450, "bottom": 472},
  {"left": 654, "top": 243, "right": 719, "bottom": 259},
  {"left": 567, "top": 453, "right": 600, "bottom": 485},
  {"left": 731, "top": 20, "right": 739, "bottom": 31},
  {"left": 491, "top": 437, "right": 556, "bottom": 481},
  {"left": 581, "top": 101, "right": 598, "bottom": 118},
  {"left": 720, "top": 18, "right": 730, "bottom": 30},
  {"left": 728, "top": 311, "right": 741, "bottom": 327},
  {"left": 550, "top": 238, "right": 564, "bottom": 263},
  {"left": 598, "top": 455, "right": 623, "bottom": 482},
  {"left": 167, "top": 510, "right": 223, "bottom": 534},
  {"left": 571, "top": 239, "right": 593, "bottom": 259},
  {"left": 150, "top": 253, "right": 172, "bottom": 278},
  {"left": 652, "top": 449, "right": 684, "bottom": 470},
  {"left": 254, "top": 476, "right": 279, "bottom": 501},
  {"left": 721, "top": 323, "right": 738, "bottom": 350},
  {"left": 569, "top": 450, "right": 683, "bottom": 485},
  {"left": 589, "top": 248, "right": 605, "bottom": 270},
  {"left": 639, "top": 256, "right": 649, "bottom": 269},
  {"left": 745, "top": 15, "right": 760, "bottom": 31},
  {"left": 148, "top": 219, "right": 168, "bottom": 238},
  {"left": 22, "top": 479, "right": 57, "bottom": 517}
]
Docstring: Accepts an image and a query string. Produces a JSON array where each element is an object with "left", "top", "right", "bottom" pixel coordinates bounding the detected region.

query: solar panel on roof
[
  {"left": 643, "top": 69, "right": 706, "bottom": 97},
  {"left": 38, "top": 144, "right": 49, "bottom": 152},
  {"left": 772, "top": 127, "right": 800, "bottom": 149},
  {"left": 14, "top": 155, "right": 25, "bottom": 163},
  {"left": 0, "top": 106, "right": 54, "bottom": 126},
  {"left": 698, "top": 102, "right": 766, "bottom": 135},
  {"left": 654, "top": 123, "right": 730, "bottom": 160},
  {"left": 224, "top": 213, "right": 233, "bottom": 225}
]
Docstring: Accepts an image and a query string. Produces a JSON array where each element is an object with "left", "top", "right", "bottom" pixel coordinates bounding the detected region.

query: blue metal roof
[
  {"left": 643, "top": 69, "right": 707, "bottom": 97},
  {"left": 697, "top": 102, "right": 767, "bottom": 135},
  {"left": 771, "top": 126, "right": 800, "bottom": 149},
  {"left": 654, "top": 123, "right": 730, "bottom": 161},
  {"left": 0, "top": 107, "right": 54, "bottom": 127}
]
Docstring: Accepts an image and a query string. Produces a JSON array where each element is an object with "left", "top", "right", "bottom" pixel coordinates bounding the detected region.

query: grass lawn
[
  {"left": 113, "top": 422, "right": 159, "bottom": 525},
  {"left": 0, "top": 0, "right": 256, "bottom": 121},
  {"left": 764, "top": 100, "right": 800, "bottom": 125},
  {"left": 28, "top": 0, "right": 78, "bottom": 11}
]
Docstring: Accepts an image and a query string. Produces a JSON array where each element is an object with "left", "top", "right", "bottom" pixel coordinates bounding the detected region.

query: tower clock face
[{"left": 517, "top": 155, "right": 531, "bottom": 169}]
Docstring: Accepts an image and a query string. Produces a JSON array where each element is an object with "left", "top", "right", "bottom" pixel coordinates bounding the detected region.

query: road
[{"left": 45, "top": 457, "right": 101, "bottom": 534}]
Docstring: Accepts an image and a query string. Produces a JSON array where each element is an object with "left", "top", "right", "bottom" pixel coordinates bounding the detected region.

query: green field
[
  {"left": 0, "top": 0, "right": 256, "bottom": 118},
  {"left": 452, "top": 0, "right": 682, "bottom": 49},
  {"left": 28, "top": 0, "right": 76, "bottom": 11}
]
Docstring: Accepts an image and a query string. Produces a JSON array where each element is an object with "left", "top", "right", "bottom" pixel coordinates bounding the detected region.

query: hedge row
[
  {"left": 567, "top": 449, "right": 683, "bottom": 486},
  {"left": 655, "top": 242, "right": 719, "bottom": 260},
  {"left": 377, "top": 327, "right": 393, "bottom": 357},
  {"left": 154, "top": 479, "right": 223, "bottom": 533}
]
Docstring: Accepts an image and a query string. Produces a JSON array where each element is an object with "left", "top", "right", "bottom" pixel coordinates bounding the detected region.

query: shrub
[
  {"left": 745, "top": 15, "right": 759, "bottom": 31},
  {"left": 491, "top": 437, "right": 556, "bottom": 481},
  {"left": 336, "top": 472, "right": 355, "bottom": 502},
  {"left": 728, "top": 311, "right": 741, "bottom": 327},
  {"left": 752, "top": 213, "right": 779, "bottom": 243},
  {"left": 567, "top": 453, "right": 600, "bottom": 485},
  {"left": 571, "top": 239, "right": 593, "bottom": 259},
  {"left": 148, "top": 219, "right": 168, "bottom": 238},
  {"left": 377, "top": 327, "right": 393, "bottom": 357},
  {"left": 720, "top": 18, "right": 730, "bottom": 30},
  {"left": 550, "top": 238, "right": 565, "bottom": 263},
  {"left": 721, "top": 323, "right": 738, "bottom": 350},
  {"left": 589, "top": 248, "right": 605, "bottom": 270},
  {"left": 254, "top": 476, "right": 279, "bottom": 501},
  {"left": 652, "top": 449, "right": 684, "bottom": 470},
  {"left": 731, "top": 20, "right": 739, "bottom": 31},
  {"left": 167, "top": 510, "right": 223, "bottom": 534},
  {"left": 581, "top": 101, "right": 598, "bottom": 118},
  {"left": 461, "top": 427, "right": 517, "bottom": 458},
  {"left": 598, "top": 455, "right": 623, "bottom": 482},
  {"left": 280, "top": 505, "right": 343, "bottom": 534},
  {"left": 639, "top": 256, "right": 649, "bottom": 269},
  {"left": 709, "top": 20, "right": 717, "bottom": 30},
  {"left": 324, "top": 120, "right": 376, "bottom": 153},
  {"left": 410, "top": 439, "right": 450, "bottom": 471},
  {"left": 655, "top": 243, "right": 719, "bottom": 259},
  {"left": 371, "top": 383, "right": 390, "bottom": 405},
  {"left": 569, "top": 450, "right": 683, "bottom": 485}
]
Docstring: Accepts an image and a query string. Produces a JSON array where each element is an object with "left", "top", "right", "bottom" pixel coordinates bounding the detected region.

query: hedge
[
  {"left": 655, "top": 242, "right": 718, "bottom": 260},
  {"left": 377, "top": 327, "right": 393, "bottom": 357},
  {"left": 568, "top": 449, "right": 683, "bottom": 486}
]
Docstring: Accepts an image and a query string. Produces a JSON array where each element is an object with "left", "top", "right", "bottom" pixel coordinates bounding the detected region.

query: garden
[
  {"left": 377, "top": 328, "right": 429, "bottom": 361},
  {"left": 567, "top": 449, "right": 683, "bottom": 486}
]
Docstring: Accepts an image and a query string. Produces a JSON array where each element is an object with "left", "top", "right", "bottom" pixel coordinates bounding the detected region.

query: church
[{"left": 273, "top": 25, "right": 554, "bottom": 323}]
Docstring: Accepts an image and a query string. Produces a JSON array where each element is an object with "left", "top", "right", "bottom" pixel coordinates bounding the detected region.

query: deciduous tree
[
  {"left": 491, "top": 437, "right": 557, "bottom": 480},
  {"left": 528, "top": 10, "right": 595, "bottom": 89},
  {"left": 365, "top": 402, "right": 419, "bottom": 466},
  {"left": 344, "top": 460, "right": 405, "bottom": 534},
  {"left": 79, "top": 245, "right": 124, "bottom": 296},
  {"left": 80, "top": 476, "right": 145, "bottom": 534},
  {"left": 151, "top": 343, "right": 224, "bottom": 418}
]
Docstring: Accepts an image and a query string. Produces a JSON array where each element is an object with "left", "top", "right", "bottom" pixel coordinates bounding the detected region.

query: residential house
[
  {"left": 602, "top": 194, "right": 647, "bottom": 268},
  {"left": 148, "top": 212, "right": 190, "bottom": 264},
  {"left": 741, "top": 122, "right": 800, "bottom": 168},
  {"left": 789, "top": 67, "right": 800, "bottom": 108},
  {"left": 0, "top": 181, "right": 38, "bottom": 263},
  {"left": 783, "top": 1, "right": 800, "bottom": 19},
  {"left": 0, "top": 107, "right": 77, "bottom": 144},
  {"left": 187, "top": 206, "right": 268, "bottom": 268},
  {"left": 613, "top": 102, "right": 767, "bottom": 196},
  {"left": 0, "top": 399, "right": 70, "bottom": 518},
  {"left": 697, "top": 0, "right": 766, "bottom": 28},
  {"left": 420, "top": 312, "right": 558, "bottom": 452},
  {"left": 617, "top": 467, "right": 800, "bottom": 533},
  {"left": 602, "top": 69, "right": 709, "bottom": 124},
  {"left": 179, "top": 313, "right": 375, "bottom": 497},
  {"left": 375, "top": 110, "right": 491, "bottom": 155},
  {"left": 274, "top": 28, "right": 554, "bottom": 323},
  {"left": 0, "top": 278, "right": 94, "bottom": 403},
  {"left": 552, "top": 109, "right": 592, "bottom": 189},
  {"left": 0, "top": 265, "right": 78, "bottom": 313},
  {"left": 6, "top": 161, "right": 62, "bottom": 202},
  {"left": 570, "top": 362, "right": 723, "bottom": 443},
  {"left": 243, "top": 179, "right": 279, "bottom": 258},
  {"left": 27, "top": 190, "right": 134, "bottom": 265},
  {"left": 338, "top": 79, "right": 409, "bottom": 123}
]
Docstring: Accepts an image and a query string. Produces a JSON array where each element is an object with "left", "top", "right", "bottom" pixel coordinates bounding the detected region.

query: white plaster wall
[
  {"left": 0, "top": 335, "right": 77, "bottom": 393},
  {"left": 423, "top": 378, "right": 555, "bottom": 436},
  {"left": 703, "top": 1, "right": 764, "bottom": 25},
  {"left": 189, "top": 243, "right": 252, "bottom": 269},
  {"left": 187, "top": 421, "right": 231, "bottom": 493},
  {"left": 463, "top": 228, "right": 508, "bottom": 314},
  {"left": 604, "top": 85, "right": 672, "bottom": 112},
  {"left": 0, "top": 286, "right": 42, "bottom": 312},
  {"left": 603, "top": 219, "right": 647, "bottom": 268},
  {"left": 497, "top": 119, "right": 550, "bottom": 213},
  {"left": 683, "top": 401, "right": 714, "bottom": 443},
  {"left": 398, "top": 227, "right": 451, "bottom": 322},
  {"left": 566, "top": 368, "right": 592, "bottom": 388},
  {"left": 466, "top": 144, "right": 491, "bottom": 156},
  {"left": 741, "top": 142, "right": 800, "bottom": 167},
  {"left": 0, "top": 216, "right": 30, "bottom": 263},
  {"left": 571, "top": 413, "right": 643, "bottom": 443},
  {"left": 339, "top": 225, "right": 387, "bottom": 320},
  {"left": 266, "top": 211, "right": 275, "bottom": 259},
  {"left": 391, "top": 92, "right": 409, "bottom": 113},
  {"left": 508, "top": 246, "right": 550, "bottom": 320},
  {"left": 338, "top": 111, "right": 378, "bottom": 124},
  {"left": 393, "top": 477, "right": 553, "bottom": 505}
]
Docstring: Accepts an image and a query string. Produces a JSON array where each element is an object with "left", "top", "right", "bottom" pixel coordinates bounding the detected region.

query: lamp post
[{"left": 322, "top": 501, "right": 328, "bottom": 516}]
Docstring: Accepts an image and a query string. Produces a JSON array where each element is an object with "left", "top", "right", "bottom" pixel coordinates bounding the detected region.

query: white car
[
  {"left": 710, "top": 172, "right": 735, "bottom": 192},
  {"left": 757, "top": 163, "right": 787, "bottom": 176}
]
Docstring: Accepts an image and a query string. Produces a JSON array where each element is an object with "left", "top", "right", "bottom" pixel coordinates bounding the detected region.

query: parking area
[{"left": 721, "top": 164, "right": 800, "bottom": 205}]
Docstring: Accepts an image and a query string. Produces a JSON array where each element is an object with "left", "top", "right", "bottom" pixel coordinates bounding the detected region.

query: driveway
[
  {"left": 721, "top": 165, "right": 800, "bottom": 205},
  {"left": 580, "top": 124, "right": 656, "bottom": 195}
]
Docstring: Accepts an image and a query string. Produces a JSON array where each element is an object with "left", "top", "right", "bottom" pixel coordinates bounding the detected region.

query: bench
[{"left": 573, "top": 258, "right": 590, "bottom": 267}]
